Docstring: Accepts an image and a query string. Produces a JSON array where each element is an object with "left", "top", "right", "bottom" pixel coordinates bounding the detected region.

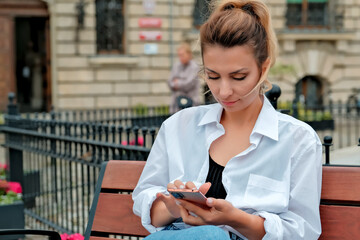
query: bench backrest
[
  {"left": 85, "top": 160, "right": 148, "bottom": 240},
  {"left": 85, "top": 161, "right": 360, "bottom": 239},
  {"left": 320, "top": 166, "right": 360, "bottom": 239}
]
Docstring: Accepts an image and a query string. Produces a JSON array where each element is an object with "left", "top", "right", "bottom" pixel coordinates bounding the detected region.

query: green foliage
[
  {"left": 0, "top": 113, "right": 4, "bottom": 125},
  {"left": 154, "top": 105, "right": 170, "bottom": 115},
  {"left": 134, "top": 104, "right": 149, "bottom": 116},
  {"left": 134, "top": 104, "right": 170, "bottom": 116},
  {"left": 277, "top": 101, "right": 334, "bottom": 121},
  {"left": 0, "top": 190, "right": 22, "bottom": 205},
  {"left": 269, "top": 63, "right": 296, "bottom": 77}
]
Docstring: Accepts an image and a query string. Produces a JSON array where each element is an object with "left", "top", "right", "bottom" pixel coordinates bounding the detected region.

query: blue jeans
[{"left": 143, "top": 225, "right": 230, "bottom": 240}]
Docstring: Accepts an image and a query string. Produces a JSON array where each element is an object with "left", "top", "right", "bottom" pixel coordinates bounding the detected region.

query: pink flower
[
  {"left": 7, "top": 182, "right": 22, "bottom": 194},
  {"left": 121, "top": 136, "right": 144, "bottom": 146},
  {"left": 69, "top": 233, "right": 84, "bottom": 240},
  {"left": 60, "top": 233, "right": 69, "bottom": 240},
  {"left": 60, "top": 233, "right": 84, "bottom": 240},
  {"left": 0, "top": 163, "right": 7, "bottom": 170}
]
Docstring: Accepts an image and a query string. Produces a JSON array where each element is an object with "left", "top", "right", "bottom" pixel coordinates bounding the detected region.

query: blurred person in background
[{"left": 168, "top": 43, "right": 200, "bottom": 113}]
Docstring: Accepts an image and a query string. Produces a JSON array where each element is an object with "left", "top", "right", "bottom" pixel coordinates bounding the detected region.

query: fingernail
[
  {"left": 175, "top": 200, "right": 181, "bottom": 205},
  {"left": 179, "top": 185, "right": 185, "bottom": 189},
  {"left": 192, "top": 187, "right": 197, "bottom": 190},
  {"left": 207, "top": 198, "right": 213, "bottom": 204}
]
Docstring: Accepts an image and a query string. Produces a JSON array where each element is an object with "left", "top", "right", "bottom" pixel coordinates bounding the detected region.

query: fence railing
[
  {"left": 1, "top": 94, "right": 159, "bottom": 234},
  {"left": 21, "top": 105, "right": 170, "bottom": 128},
  {"left": 278, "top": 100, "right": 360, "bottom": 150},
  {"left": 1, "top": 92, "right": 359, "bottom": 235}
]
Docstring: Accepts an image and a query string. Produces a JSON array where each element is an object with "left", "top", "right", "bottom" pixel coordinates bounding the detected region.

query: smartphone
[{"left": 168, "top": 188, "right": 207, "bottom": 205}]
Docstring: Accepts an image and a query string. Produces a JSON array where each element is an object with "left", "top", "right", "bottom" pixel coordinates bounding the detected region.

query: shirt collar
[
  {"left": 197, "top": 97, "right": 279, "bottom": 141},
  {"left": 198, "top": 103, "right": 223, "bottom": 126},
  {"left": 252, "top": 96, "right": 279, "bottom": 141}
]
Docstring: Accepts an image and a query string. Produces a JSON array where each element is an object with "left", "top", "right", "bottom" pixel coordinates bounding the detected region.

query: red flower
[
  {"left": 7, "top": 182, "right": 22, "bottom": 194},
  {"left": 60, "top": 233, "right": 84, "bottom": 240},
  {"left": 121, "top": 136, "right": 144, "bottom": 146},
  {"left": 0, "top": 163, "right": 8, "bottom": 170},
  {"left": 60, "top": 233, "right": 69, "bottom": 240},
  {"left": 69, "top": 233, "right": 84, "bottom": 240}
]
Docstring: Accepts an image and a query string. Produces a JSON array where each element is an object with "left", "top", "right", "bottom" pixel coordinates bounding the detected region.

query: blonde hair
[
  {"left": 177, "top": 42, "right": 192, "bottom": 55},
  {"left": 200, "top": 0, "right": 278, "bottom": 91}
]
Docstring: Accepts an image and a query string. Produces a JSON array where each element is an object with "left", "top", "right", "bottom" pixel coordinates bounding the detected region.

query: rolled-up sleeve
[
  {"left": 254, "top": 140, "right": 322, "bottom": 239},
  {"left": 132, "top": 124, "right": 170, "bottom": 233}
]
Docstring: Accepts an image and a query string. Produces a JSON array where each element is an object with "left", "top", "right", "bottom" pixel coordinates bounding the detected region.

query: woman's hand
[
  {"left": 150, "top": 180, "right": 211, "bottom": 227},
  {"left": 158, "top": 180, "right": 211, "bottom": 218},
  {"left": 177, "top": 197, "right": 266, "bottom": 240},
  {"left": 177, "top": 197, "right": 236, "bottom": 226}
]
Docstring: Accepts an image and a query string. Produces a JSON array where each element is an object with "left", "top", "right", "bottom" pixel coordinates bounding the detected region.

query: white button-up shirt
[{"left": 133, "top": 97, "right": 322, "bottom": 239}]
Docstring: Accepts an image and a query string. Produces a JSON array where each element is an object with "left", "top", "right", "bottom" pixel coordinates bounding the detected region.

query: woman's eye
[
  {"left": 206, "top": 74, "right": 220, "bottom": 80},
  {"left": 233, "top": 76, "right": 246, "bottom": 81}
]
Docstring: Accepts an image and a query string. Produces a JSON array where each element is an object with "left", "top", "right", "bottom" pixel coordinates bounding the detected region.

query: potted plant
[{"left": 0, "top": 163, "right": 25, "bottom": 231}]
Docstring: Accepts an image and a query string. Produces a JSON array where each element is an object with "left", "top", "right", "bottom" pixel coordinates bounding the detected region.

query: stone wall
[
  {"left": 50, "top": 0, "right": 360, "bottom": 110},
  {"left": 52, "top": 0, "right": 197, "bottom": 110}
]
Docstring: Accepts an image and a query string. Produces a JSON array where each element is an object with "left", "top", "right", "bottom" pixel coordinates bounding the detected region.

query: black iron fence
[
  {"left": 1, "top": 92, "right": 359, "bottom": 235},
  {"left": 278, "top": 100, "right": 360, "bottom": 150},
  {"left": 22, "top": 105, "right": 170, "bottom": 128},
  {"left": 1, "top": 95, "right": 159, "bottom": 235}
]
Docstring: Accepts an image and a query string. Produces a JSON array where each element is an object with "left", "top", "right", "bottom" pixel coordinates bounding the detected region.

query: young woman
[{"left": 133, "top": 1, "right": 322, "bottom": 239}]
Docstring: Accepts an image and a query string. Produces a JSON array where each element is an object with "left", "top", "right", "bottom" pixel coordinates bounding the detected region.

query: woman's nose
[{"left": 219, "top": 79, "right": 233, "bottom": 98}]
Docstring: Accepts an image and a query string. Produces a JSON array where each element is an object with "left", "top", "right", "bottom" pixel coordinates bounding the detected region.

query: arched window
[{"left": 295, "top": 76, "right": 323, "bottom": 108}]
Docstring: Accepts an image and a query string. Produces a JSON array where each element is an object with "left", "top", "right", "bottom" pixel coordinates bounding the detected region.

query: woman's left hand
[{"left": 177, "top": 197, "right": 237, "bottom": 226}]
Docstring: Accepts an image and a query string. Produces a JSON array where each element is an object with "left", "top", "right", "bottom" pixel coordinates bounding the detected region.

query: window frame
[
  {"left": 286, "top": 0, "right": 329, "bottom": 29},
  {"left": 95, "top": 0, "right": 125, "bottom": 55}
]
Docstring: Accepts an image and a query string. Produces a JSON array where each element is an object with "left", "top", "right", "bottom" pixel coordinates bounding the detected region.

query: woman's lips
[{"left": 221, "top": 100, "right": 238, "bottom": 106}]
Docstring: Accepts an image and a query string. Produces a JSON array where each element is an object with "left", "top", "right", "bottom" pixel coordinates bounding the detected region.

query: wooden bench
[
  {"left": 84, "top": 160, "right": 360, "bottom": 240},
  {"left": 320, "top": 165, "right": 360, "bottom": 239}
]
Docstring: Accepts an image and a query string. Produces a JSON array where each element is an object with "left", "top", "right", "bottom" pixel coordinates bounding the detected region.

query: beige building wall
[{"left": 49, "top": 0, "right": 360, "bottom": 110}]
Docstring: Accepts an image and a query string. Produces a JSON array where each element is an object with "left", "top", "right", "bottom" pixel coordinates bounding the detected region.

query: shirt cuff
[
  {"left": 138, "top": 187, "right": 168, "bottom": 233},
  {"left": 254, "top": 211, "right": 283, "bottom": 240}
]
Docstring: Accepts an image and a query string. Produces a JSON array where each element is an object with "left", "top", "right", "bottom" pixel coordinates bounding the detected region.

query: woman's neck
[{"left": 221, "top": 95, "right": 264, "bottom": 126}]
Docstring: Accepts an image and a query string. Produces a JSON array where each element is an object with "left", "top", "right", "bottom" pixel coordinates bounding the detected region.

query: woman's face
[{"left": 203, "top": 45, "right": 265, "bottom": 112}]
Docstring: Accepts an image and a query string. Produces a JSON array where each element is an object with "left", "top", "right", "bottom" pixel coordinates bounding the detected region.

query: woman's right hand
[
  {"left": 150, "top": 180, "right": 211, "bottom": 227},
  {"left": 156, "top": 180, "right": 212, "bottom": 219}
]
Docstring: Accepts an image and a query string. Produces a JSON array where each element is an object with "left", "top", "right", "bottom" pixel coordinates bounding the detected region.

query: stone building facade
[{"left": 0, "top": 0, "right": 359, "bottom": 111}]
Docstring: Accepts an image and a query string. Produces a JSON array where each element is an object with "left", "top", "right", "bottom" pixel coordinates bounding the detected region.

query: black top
[{"left": 205, "top": 155, "right": 227, "bottom": 199}]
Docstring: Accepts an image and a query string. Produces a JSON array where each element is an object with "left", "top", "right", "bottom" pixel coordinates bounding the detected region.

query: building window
[
  {"left": 193, "top": 0, "right": 211, "bottom": 28},
  {"left": 96, "top": 0, "right": 124, "bottom": 54},
  {"left": 286, "top": 0, "right": 329, "bottom": 28}
]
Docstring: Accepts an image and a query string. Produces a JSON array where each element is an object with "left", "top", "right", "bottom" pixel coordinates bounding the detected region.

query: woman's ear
[{"left": 262, "top": 58, "right": 271, "bottom": 75}]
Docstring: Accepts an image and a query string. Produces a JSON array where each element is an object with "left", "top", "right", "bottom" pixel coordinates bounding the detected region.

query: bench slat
[
  {"left": 319, "top": 205, "right": 360, "bottom": 239},
  {"left": 101, "top": 161, "right": 146, "bottom": 191},
  {"left": 321, "top": 166, "right": 360, "bottom": 202},
  {"left": 92, "top": 193, "right": 149, "bottom": 237}
]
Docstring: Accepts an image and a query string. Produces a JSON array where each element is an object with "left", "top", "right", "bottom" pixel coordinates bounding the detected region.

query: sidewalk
[{"left": 325, "top": 145, "right": 360, "bottom": 165}]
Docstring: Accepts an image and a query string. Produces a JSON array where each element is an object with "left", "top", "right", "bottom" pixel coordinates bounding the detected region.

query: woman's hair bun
[
  {"left": 241, "top": 3, "right": 257, "bottom": 18},
  {"left": 223, "top": 3, "right": 235, "bottom": 11},
  {"left": 221, "top": 1, "right": 258, "bottom": 19}
]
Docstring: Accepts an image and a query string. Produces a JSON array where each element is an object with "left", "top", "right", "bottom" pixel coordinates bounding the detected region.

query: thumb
[
  {"left": 156, "top": 192, "right": 172, "bottom": 203},
  {"left": 206, "top": 198, "right": 226, "bottom": 211}
]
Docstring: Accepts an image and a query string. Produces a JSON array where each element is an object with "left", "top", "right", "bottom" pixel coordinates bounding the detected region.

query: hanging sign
[
  {"left": 138, "top": 18, "right": 162, "bottom": 28},
  {"left": 139, "top": 31, "right": 162, "bottom": 41},
  {"left": 143, "top": 0, "right": 156, "bottom": 15},
  {"left": 144, "top": 43, "right": 158, "bottom": 55}
]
